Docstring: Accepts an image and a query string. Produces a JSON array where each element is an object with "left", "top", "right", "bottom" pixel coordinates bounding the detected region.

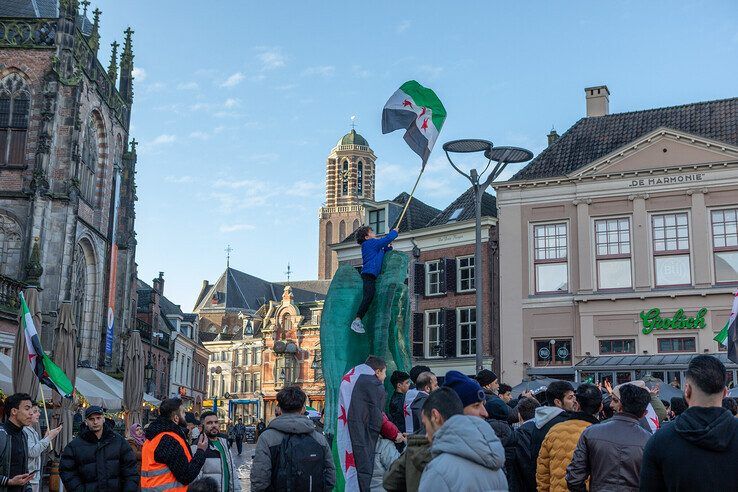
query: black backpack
[{"left": 271, "top": 432, "right": 326, "bottom": 491}]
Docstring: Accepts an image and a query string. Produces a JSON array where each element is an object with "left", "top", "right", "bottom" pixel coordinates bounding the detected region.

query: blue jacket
[{"left": 361, "top": 230, "right": 398, "bottom": 277}]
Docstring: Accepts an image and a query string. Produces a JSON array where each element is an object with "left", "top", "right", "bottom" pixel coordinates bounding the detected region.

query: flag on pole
[
  {"left": 713, "top": 291, "right": 738, "bottom": 348},
  {"left": 382, "top": 80, "right": 447, "bottom": 166},
  {"left": 19, "top": 292, "right": 74, "bottom": 398}
]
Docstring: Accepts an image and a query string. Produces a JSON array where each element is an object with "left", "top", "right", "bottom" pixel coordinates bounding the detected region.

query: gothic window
[
  {"left": 79, "top": 117, "right": 99, "bottom": 203},
  {"left": 72, "top": 245, "right": 88, "bottom": 337},
  {"left": 352, "top": 219, "right": 360, "bottom": 232},
  {"left": 0, "top": 74, "right": 30, "bottom": 166},
  {"left": 339, "top": 220, "right": 346, "bottom": 242},
  {"left": 357, "top": 161, "right": 363, "bottom": 196},
  {"left": 0, "top": 213, "right": 22, "bottom": 279},
  {"left": 324, "top": 221, "right": 333, "bottom": 274},
  {"left": 341, "top": 160, "right": 349, "bottom": 195}
]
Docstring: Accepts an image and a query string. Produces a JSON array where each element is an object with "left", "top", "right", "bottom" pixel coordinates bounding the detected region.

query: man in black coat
[
  {"left": 388, "top": 370, "right": 410, "bottom": 432},
  {"left": 59, "top": 406, "right": 139, "bottom": 491},
  {"left": 640, "top": 355, "right": 738, "bottom": 491}
]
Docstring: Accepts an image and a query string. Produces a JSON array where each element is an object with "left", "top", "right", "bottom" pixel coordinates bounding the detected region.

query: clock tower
[{"left": 318, "top": 129, "right": 376, "bottom": 279}]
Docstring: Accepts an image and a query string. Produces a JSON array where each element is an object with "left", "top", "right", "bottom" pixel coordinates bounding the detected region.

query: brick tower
[{"left": 318, "top": 130, "right": 376, "bottom": 279}]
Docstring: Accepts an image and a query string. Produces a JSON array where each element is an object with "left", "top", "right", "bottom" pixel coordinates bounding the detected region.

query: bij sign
[{"left": 639, "top": 307, "right": 708, "bottom": 335}]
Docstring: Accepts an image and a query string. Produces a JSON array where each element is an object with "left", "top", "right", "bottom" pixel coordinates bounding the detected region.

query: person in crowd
[
  {"left": 409, "top": 365, "right": 431, "bottom": 388},
  {"left": 24, "top": 402, "right": 62, "bottom": 492},
  {"left": 371, "top": 432, "right": 400, "bottom": 491},
  {"left": 226, "top": 423, "right": 235, "bottom": 449},
  {"left": 389, "top": 370, "right": 411, "bottom": 432},
  {"left": 529, "top": 381, "right": 576, "bottom": 465},
  {"left": 232, "top": 418, "right": 247, "bottom": 456},
  {"left": 418, "top": 385, "right": 507, "bottom": 491},
  {"left": 608, "top": 380, "right": 662, "bottom": 433},
  {"left": 410, "top": 371, "right": 438, "bottom": 434},
  {"left": 668, "top": 396, "right": 687, "bottom": 421},
  {"left": 444, "top": 370, "right": 488, "bottom": 418},
  {"left": 477, "top": 369, "right": 509, "bottom": 420},
  {"left": 351, "top": 226, "right": 399, "bottom": 334},
  {"left": 670, "top": 377, "right": 681, "bottom": 389},
  {"left": 566, "top": 383, "right": 651, "bottom": 491},
  {"left": 722, "top": 397, "right": 737, "bottom": 416},
  {"left": 185, "top": 413, "right": 201, "bottom": 443},
  {"left": 513, "top": 396, "right": 542, "bottom": 492},
  {"left": 251, "top": 385, "right": 334, "bottom": 491},
  {"left": 141, "top": 398, "right": 208, "bottom": 490},
  {"left": 255, "top": 419, "right": 266, "bottom": 439},
  {"left": 59, "top": 405, "right": 138, "bottom": 491},
  {"left": 640, "top": 355, "right": 738, "bottom": 491},
  {"left": 485, "top": 387, "right": 518, "bottom": 489},
  {"left": 537, "top": 383, "right": 601, "bottom": 492},
  {"left": 188, "top": 476, "right": 219, "bottom": 492},
  {"left": 0, "top": 393, "right": 36, "bottom": 489},
  {"left": 190, "top": 411, "right": 240, "bottom": 492},
  {"left": 499, "top": 383, "right": 514, "bottom": 406}
]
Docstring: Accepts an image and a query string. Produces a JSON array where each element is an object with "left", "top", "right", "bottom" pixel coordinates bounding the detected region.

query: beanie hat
[
  {"left": 409, "top": 365, "right": 431, "bottom": 384},
  {"left": 476, "top": 369, "right": 498, "bottom": 387},
  {"left": 444, "top": 370, "right": 486, "bottom": 408},
  {"left": 612, "top": 380, "right": 647, "bottom": 400}
]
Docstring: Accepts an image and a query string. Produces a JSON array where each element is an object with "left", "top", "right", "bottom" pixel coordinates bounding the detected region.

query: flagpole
[
  {"left": 38, "top": 385, "right": 52, "bottom": 451},
  {"left": 395, "top": 167, "right": 425, "bottom": 229}
]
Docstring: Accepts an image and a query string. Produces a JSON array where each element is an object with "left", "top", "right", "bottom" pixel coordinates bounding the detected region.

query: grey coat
[
  {"left": 371, "top": 438, "right": 399, "bottom": 491},
  {"left": 566, "top": 414, "right": 651, "bottom": 492},
  {"left": 419, "top": 415, "right": 508, "bottom": 492},
  {"left": 23, "top": 427, "right": 50, "bottom": 486},
  {"left": 190, "top": 436, "right": 241, "bottom": 492},
  {"left": 251, "top": 413, "right": 335, "bottom": 492}
]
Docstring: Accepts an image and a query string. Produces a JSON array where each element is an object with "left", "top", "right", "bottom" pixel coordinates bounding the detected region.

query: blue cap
[{"left": 444, "top": 370, "right": 486, "bottom": 408}]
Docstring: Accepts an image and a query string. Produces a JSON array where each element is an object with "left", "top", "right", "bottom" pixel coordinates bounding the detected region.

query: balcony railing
[{"left": 0, "top": 275, "right": 25, "bottom": 317}]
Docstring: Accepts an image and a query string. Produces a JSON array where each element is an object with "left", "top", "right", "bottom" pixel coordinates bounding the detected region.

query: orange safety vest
[{"left": 140, "top": 431, "right": 193, "bottom": 492}]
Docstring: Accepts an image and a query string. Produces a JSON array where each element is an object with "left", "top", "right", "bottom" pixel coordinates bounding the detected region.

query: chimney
[
  {"left": 153, "top": 272, "right": 164, "bottom": 295},
  {"left": 585, "top": 85, "right": 610, "bottom": 117},
  {"left": 547, "top": 128, "right": 560, "bottom": 146}
]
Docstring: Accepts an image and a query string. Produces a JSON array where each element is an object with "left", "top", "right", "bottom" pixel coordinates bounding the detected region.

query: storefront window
[
  {"left": 599, "top": 338, "right": 636, "bottom": 354},
  {"left": 595, "top": 218, "right": 632, "bottom": 289},
  {"left": 533, "top": 223, "right": 568, "bottom": 293},
  {"left": 657, "top": 337, "right": 696, "bottom": 353},
  {"left": 712, "top": 209, "right": 738, "bottom": 283},
  {"left": 534, "top": 339, "right": 572, "bottom": 366},
  {"left": 652, "top": 213, "right": 691, "bottom": 286},
  {"left": 616, "top": 372, "right": 633, "bottom": 384}
]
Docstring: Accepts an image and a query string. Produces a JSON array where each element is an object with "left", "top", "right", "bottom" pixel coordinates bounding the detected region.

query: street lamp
[
  {"left": 144, "top": 360, "right": 154, "bottom": 393},
  {"left": 443, "top": 140, "right": 533, "bottom": 373}
]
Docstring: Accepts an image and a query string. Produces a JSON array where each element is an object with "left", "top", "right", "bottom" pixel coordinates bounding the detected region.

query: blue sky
[{"left": 94, "top": 0, "right": 738, "bottom": 309}]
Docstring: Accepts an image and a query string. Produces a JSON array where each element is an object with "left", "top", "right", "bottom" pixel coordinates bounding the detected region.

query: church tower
[{"left": 318, "top": 130, "right": 376, "bottom": 279}]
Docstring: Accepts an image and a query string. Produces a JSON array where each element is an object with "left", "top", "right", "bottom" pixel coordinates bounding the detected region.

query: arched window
[
  {"left": 339, "top": 220, "right": 346, "bottom": 241},
  {"left": 0, "top": 213, "right": 22, "bottom": 279},
  {"left": 341, "top": 160, "right": 349, "bottom": 195},
  {"left": 0, "top": 74, "right": 30, "bottom": 166},
  {"left": 79, "top": 117, "right": 99, "bottom": 203},
  {"left": 324, "top": 221, "right": 333, "bottom": 274},
  {"left": 357, "top": 161, "right": 363, "bottom": 196},
  {"left": 72, "top": 245, "right": 88, "bottom": 340}
]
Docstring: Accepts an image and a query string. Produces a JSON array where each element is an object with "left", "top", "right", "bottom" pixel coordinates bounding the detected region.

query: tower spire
[
  {"left": 108, "top": 40, "right": 119, "bottom": 81},
  {"left": 285, "top": 263, "right": 292, "bottom": 282},
  {"left": 119, "top": 27, "right": 134, "bottom": 103},
  {"left": 225, "top": 245, "right": 233, "bottom": 268},
  {"left": 89, "top": 7, "right": 101, "bottom": 52}
]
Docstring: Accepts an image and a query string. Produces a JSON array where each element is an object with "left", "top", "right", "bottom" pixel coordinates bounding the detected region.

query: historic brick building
[
  {"left": 136, "top": 277, "right": 172, "bottom": 400},
  {"left": 0, "top": 1, "right": 138, "bottom": 369}
]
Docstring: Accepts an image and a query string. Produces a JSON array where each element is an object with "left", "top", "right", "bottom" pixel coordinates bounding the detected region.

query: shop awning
[{"left": 575, "top": 353, "right": 738, "bottom": 371}]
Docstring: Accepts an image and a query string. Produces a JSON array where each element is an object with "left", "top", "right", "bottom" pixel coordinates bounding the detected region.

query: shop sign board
[{"left": 639, "top": 307, "right": 708, "bottom": 335}]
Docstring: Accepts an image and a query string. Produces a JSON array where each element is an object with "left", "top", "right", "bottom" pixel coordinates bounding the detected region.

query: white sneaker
[{"left": 351, "top": 319, "right": 365, "bottom": 334}]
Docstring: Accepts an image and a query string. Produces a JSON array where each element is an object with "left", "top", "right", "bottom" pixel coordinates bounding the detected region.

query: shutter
[
  {"left": 438, "top": 260, "right": 446, "bottom": 294},
  {"left": 444, "top": 308, "right": 457, "bottom": 358},
  {"left": 445, "top": 258, "right": 457, "bottom": 294},
  {"left": 412, "top": 313, "right": 424, "bottom": 358},
  {"left": 414, "top": 263, "right": 425, "bottom": 296}
]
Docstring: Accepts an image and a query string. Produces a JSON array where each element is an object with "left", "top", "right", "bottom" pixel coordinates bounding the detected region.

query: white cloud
[
  {"left": 213, "top": 179, "right": 268, "bottom": 191},
  {"left": 396, "top": 20, "right": 411, "bottom": 33},
  {"left": 188, "top": 131, "right": 209, "bottom": 140},
  {"left": 418, "top": 65, "right": 444, "bottom": 79},
  {"left": 221, "top": 72, "right": 245, "bottom": 87},
  {"left": 165, "top": 175, "right": 195, "bottom": 184},
  {"left": 131, "top": 67, "right": 147, "bottom": 82},
  {"left": 256, "top": 47, "right": 286, "bottom": 70},
  {"left": 302, "top": 65, "right": 335, "bottom": 78},
  {"left": 150, "top": 134, "right": 177, "bottom": 145},
  {"left": 177, "top": 81, "right": 199, "bottom": 90},
  {"left": 219, "top": 223, "right": 255, "bottom": 233},
  {"left": 223, "top": 98, "right": 239, "bottom": 109}
]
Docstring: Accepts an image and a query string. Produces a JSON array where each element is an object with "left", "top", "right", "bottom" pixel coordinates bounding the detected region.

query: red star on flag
[
  {"left": 338, "top": 405, "right": 348, "bottom": 426},
  {"left": 28, "top": 353, "right": 36, "bottom": 362},
  {"left": 345, "top": 451, "right": 355, "bottom": 471},
  {"left": 403, "top": 403, "right": 410, "bottom": 417},
  {"left": 402, "top": 99, "right": 413, "bottom": 108},
  {"left": 650, "top": 417, "right": 660, "bottom": 429},
  {"left": 342, "top": 368, "right": 355, "bottom": 383},
  {"left": 421, "top": 118, "right": 429, "bottom": 131}
]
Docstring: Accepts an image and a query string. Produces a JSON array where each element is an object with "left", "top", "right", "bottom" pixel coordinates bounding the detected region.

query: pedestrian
[
  {"left": 410, "top": 371, "right": 437, "bottom": 434},
  {"left": 443, "top": 370, "right": 488, "bottom": 418},
  {"left": 722, "top": 397, "right": 737, "bottom": 416},
  {"left": 418, "top": 386, "right": 507, "bottom": 491},
  {"left": 24, "top": 402, "right": 62, "bottom": 492},
  {"left": 255, "top": 419, "right": 265, "bottom": 439},
  {"left": 190, "top": 411, "right": 240, "bottom": 491},
  {"left": 371, "top": 433, "right": 400, "bottom": 492},
  {"left": 640, "top": 355, "right": 738, "bottom": 491},
  {"left": 566, "top": 383, "right": 651, "bottom": 491},
  {"left": 233, "top": 418, "right": 246, "bottom": 455},
  {"left": 499, "top": 383, "right": 514, "bottom": 407},
  {"left": 537, "top": 383, "right": 601, "bottom": 492},
  {"left": 0, "top": 393, "right": 36, "bottom": 489},
  {"left": 141, "top": 398, "right": 208, "bottom": 490},
  {"left": 667, "top": 396, "right": 687, "bottom": 421},
  {"left": 388, "top": 370, "right": 411, "bottom": 432},
  {"left": 513, "top": 396, "right": 542, "bottom": 492},
  {"left": 484, "top": 388, "right": 518, "bottom": 490},
  {"left": 529, "top": 381, "right": 576, "bottom": 466},
  {"left": 251, "top": 386, "right": 335, "bottom": 491},
  {"left": 59, "top": 405, "right": 139, "bottom": 491},
  {"left": 477, "top": 369, "right": 509, "bottom": 419},
  {"left": 351, "top": 226, "right": 399, "bottom": 334},
  {"left": 226, "top": 424, "right": 235, "bottom": 449},
  {"left": 188, "top": 476, "right": 219, "bottom": 492}
]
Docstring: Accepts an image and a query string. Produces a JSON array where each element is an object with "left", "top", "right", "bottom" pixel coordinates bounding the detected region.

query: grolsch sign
[{"left": 639, "top": 307, "right": 708, "bottom": 335}]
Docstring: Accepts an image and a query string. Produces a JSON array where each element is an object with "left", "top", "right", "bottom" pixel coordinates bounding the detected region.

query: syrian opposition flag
[
  {"left": 337, "top": 364, "right": 385, "bottom": 492},
  {"left": 403, "top": 388, "right": 419, "bottom": 433},
  {"left": 714, "top": 291, "right": 738, "bottom": 361},
  {"left": 645, "top": 404, "right": 660, "bottom": 432},
  {"left": 382, "top": 80, "right": 447, "bottom": 166},
  {"left": 20, "top": 292, "right": 74, "bottom": 398}
]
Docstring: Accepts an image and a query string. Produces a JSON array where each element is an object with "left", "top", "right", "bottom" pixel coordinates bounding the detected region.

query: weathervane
[
  {"left": 350, "top": 115, "right": 357, "bottom": 130},
  {"left": 225, "top": 245, "right": 233, "bottom": 268},
  {"left": 285, "top": 263, "right": 293, "bottom": 282}
]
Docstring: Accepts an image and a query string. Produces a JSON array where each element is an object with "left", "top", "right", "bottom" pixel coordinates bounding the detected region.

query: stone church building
[{"left": 0, "top": 1, "right": 138, "bottom": 370}]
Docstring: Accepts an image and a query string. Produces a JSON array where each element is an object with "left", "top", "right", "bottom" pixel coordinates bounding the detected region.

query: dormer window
[
  {"left": 368, "top": 208, "right": 386, "bottom": 235},
  {"left": 448, "top": 208, "right": 463, "bottom": 222}
]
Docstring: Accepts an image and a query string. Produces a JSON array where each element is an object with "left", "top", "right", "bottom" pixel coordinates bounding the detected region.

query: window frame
[
  {"left": 651, "top": 212, "right": 692, "bottom": 287},
  {"left": 657, "top": 336, "right": 697, "bottom": 354},
  {"left": 598, "top": 338, "right": 636, "bottom": 355},
  {"left": 0, "top": 81, "right": 30, "bottom": 167},
  {"left": 711, "top": 207, "right": 738, "bottom": 285},
  {"left": 532, "top": 222, "right": 569, "bottom": 294},
  {"left": 456, "top": 306, "right": 476, "bottom": 357},
  {"left": 425, "top": 260, "right": 442, "bottom": 296},
  {"left": 533, "top": 338, "right": 573, "bottom": 367},
  {"left": 594, "top": 217, "right": 633, "bottom": 291},
  {"left": 368, "top": 208, "right": 386, "bottom": 235},
  {"left": 456, "top": 255, "right": 475, "bottom": 293},
  {"left": 341, "top": 160, "right": 349, "bottom": 195},
  {"left": 424, "top": 309, "right": 442, "bottom": 359},
  {"left": 357, "top": 161, "right": 364, "bottom": 196}
]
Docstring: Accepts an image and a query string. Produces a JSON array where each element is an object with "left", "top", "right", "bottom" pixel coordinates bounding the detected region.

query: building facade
[
  {"left": 496, "top": 86, "right": 738, "bottom": 385},
  {"left": 0, "top": 1, "right": 138, "bottom": 369},
  {"left": 136, "top": 277, "right": 172, "bottom": 400}
]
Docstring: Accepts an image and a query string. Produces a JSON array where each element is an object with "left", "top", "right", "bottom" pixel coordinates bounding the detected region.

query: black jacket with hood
[
  {"left": 640, "top": 406, "right": 738, "bottom": 491},
  {"left": 144, "top": 417, "right": 206, "bottom": 486}
]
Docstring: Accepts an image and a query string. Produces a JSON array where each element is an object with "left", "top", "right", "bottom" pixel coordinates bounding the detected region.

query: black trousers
[
  {"left": 235, "top": 436, "right": 243, "bottom": 454},
  {"left": 356, "top": 273, "right": 377, "bottom": 319}
]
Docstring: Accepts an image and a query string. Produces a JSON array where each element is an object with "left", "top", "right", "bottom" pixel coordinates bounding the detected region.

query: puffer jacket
[
  {"left": 383, "top": 434, "right": 431, "bottom": 492},
  {"left": 536, "top": 413, "right": 598, "bottom": 492},
  {"left": 190, "top": 436, "right": 241, "bottom": 492},
  {"left": 566, "top": 414, "right": 651, "bottom": 492},
  {"left": 419, "top": 415, "right": 507, "bottom": 492},
  {"left": 59, "top": 421, "right": 138, "bottom": 491},
  {"left": 251, "top": 412, "right": 335, "bottom": 492},
  {"left": 371, "top": 438, "right": 400, "bottom": 491}
]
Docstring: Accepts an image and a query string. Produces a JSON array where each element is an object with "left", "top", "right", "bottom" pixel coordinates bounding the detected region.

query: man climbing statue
[{"left": 351, "top": 226, "right": 399, "bottom": 334}]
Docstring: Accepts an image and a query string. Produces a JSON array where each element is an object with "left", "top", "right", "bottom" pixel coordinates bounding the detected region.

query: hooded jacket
[
  {"left": 383, "top": 434, "right": 431, "bottom": 492},
  {"left": 144, "top": 417, "right": 206, "bottom": 486},
  {"left": 418, "top": 415, "right": 508, "bottom": 492},
  {"left": 536, "top": 413, "right": 598, "bottom": 492},
  {"left": 529, "top": 406, "right": 568, "bottom": 466},
  {"left": 513, "top": 419, "right": 537, "bottom": 492},
  {"left": 371, "top": 438, "right": 400, "bottom": 491},
  {"left": 640, "top": 406, "right": 738, "bottom": 491},
  {"left": 59, "top": 421, "right": 139, "bottom": 491},
  {"left": 250, "top": 412, "right": 335, "bottom": 492}
]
